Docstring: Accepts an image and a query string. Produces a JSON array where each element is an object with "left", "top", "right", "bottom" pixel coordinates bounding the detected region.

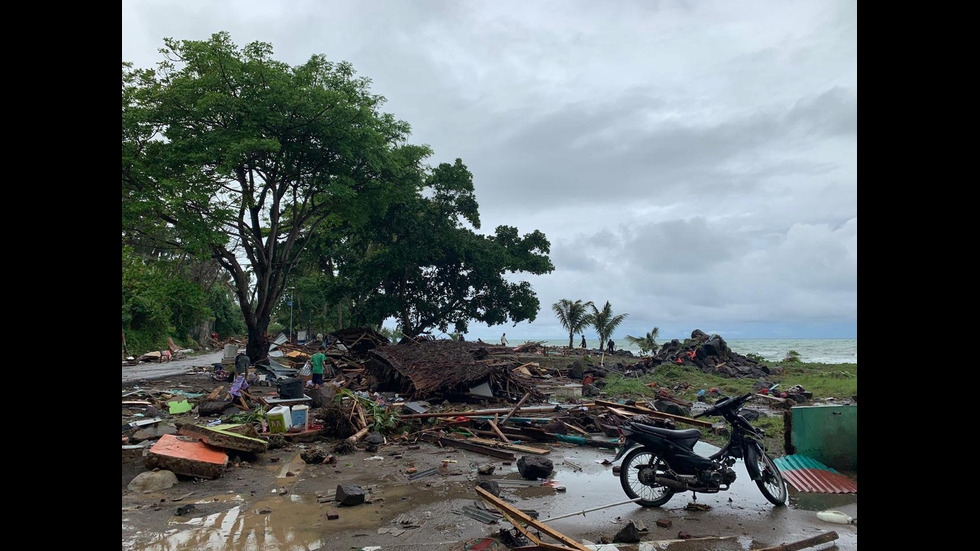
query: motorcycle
[{"left": 612, "top": 392, "right": 788, "bottom": 507}]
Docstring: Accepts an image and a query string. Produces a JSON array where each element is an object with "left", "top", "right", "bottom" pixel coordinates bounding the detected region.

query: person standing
[
  {"left": 310, "top": 346, "right": 327, "bottom": 390},
  {"left": 501, "top": 333, "right": 509, "bottom": 346},
  {"left": 234, "top": 351, "right": 250, "bottom": 382},
  {"left": 580, "top": 335, "right": 586, "bottom": 349},
  {"left": 607, "top": 339, "right": 615, "bottom": 353}
]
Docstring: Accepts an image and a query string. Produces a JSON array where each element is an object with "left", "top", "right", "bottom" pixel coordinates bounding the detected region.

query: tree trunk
[
  {"left": 568, "top": 332, "right": 573, "bottom": 349},
  {"left": 245, "top": 317, "right": 271, "bottom": 363}
]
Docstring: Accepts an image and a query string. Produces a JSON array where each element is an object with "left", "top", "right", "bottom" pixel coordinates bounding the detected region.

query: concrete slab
[
  {"left": 177, "top": 423, "right": 269, "bottom": 454},
  {"left": 143, "top": 434, "right": 228, "bottom": 479}
]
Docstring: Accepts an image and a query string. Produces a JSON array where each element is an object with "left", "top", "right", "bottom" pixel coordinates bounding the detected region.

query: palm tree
[
  {"left": 552, "top": 299, "right": 595, "bottom": 349},
  {"left": 590, "top": 301, "right": 629, "bottom": 365},
  {"left": 625, "top": 327, "right": 660, "bottom": 356}
]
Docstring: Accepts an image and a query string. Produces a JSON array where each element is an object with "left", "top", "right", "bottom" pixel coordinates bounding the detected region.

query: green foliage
[
  {"left": 335, "top": 389, "right": 400, "bottom": 433},
  {"left": 124, "top": 32, "right": 430, "bottom": 359},
  {"left": 208, "top": 285, "right": 245, "bottom": 338},
  {"left": 338, "top": 159, "right": 554, "bottom": 336},
  {"left": 782, "top": 350, "right": 802, "bottom": 363},
  {"left": 625, "top": 327, "right": 660, "bottom": 355},
  {"left": 589, "top": 301, "right": 628, "bottom": 360},
  {"left": 552, "top": 299, "right": 595, "bottom": 349}
]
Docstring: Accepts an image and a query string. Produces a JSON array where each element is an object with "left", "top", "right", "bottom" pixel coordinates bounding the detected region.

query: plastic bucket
[
  {"left": 290, "top": 405, "right": 309, "bottom": 431},
  {"left": 267, "top": 406, "right": 292, "bottom": 433}
]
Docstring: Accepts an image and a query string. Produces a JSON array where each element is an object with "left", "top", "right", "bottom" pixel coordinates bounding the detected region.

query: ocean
[{"left": 518, "top": 337, "right": 857, "bottom": 364}]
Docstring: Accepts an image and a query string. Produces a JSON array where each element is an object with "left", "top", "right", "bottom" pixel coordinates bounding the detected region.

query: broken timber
[
  {"left": 421, "top": 434, "right": 516, "bottom": 460},
  {"left": 756, "top": 531, "right": 839, "bottom": 551},
  {"left": 476, "top": 486, "right": 590, "bottom": 551},
  {"left": 176, "top": 423, "right": 269, "bottom": 454},
  {"left": 595, "top": 399, "right": 712, "bottom": 428},
  {"left": 466, "top": 437, "right": 550, "bottom": 455},
  {"left": 399, "top": 405, "right": 559, "bottom": 419}
]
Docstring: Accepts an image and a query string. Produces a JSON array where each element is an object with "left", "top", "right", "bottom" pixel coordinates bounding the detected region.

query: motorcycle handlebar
[{"left": 693, "top": 393, "right": 752, "bottom": 418}]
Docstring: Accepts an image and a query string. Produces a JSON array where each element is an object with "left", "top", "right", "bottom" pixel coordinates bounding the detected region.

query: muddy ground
[{"left": 122, "top": 357, "right": 857, "bottom": 551}]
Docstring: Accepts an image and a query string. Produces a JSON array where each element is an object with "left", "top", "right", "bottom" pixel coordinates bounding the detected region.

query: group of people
[{"left": 578, "top": 335, "right": 615, "bottom": 352}]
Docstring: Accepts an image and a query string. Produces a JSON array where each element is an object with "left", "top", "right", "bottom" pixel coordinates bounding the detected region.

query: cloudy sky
[{"left": 122, "top": 0, "right": 857, "bottom": 342}]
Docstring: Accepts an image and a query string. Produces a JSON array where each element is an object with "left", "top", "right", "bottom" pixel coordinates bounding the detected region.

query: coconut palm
[
  {"left": 590, "top": 301, "right": 629, "bottom": 365},
  {"left": 552, "top": 299, "right": 595, "bottom": 349},
  {"left": 625, "top": 327, "right": 660, "bottom": 356}
]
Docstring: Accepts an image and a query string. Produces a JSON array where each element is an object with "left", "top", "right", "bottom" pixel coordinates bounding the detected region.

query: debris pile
[
  {"left": 630, "top": 329, "right": 775, "bottom": 379},
  {"left": 366, "top": 339, "right": 543, "bottom": 401}
]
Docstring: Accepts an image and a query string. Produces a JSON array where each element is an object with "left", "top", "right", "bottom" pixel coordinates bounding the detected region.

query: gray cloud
[{"left": 123, "top": 0, "right": 857, "bottom": 340}]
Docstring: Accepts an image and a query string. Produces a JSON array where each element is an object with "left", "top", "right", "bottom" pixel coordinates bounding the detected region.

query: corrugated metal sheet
[{"left": 774, "top": 454, "right": 857, "bottom": 494}]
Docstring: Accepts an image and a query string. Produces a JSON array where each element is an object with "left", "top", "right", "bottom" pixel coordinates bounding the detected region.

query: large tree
[
  {"left": 338, "top": 159, "right": 554, "bottom": 337},
  {"left": 123, "top": 33, "right": 428, "bottom": 361},
  {"left": 590, "top": 301, "right": 629, "bottom": 364},
  {"left": 552, "top": 299, "right": 595, "bottom": 349}
]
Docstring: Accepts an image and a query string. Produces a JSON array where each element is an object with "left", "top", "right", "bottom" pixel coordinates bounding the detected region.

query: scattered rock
[
  {"left": 478, "top": 464, "right": 496, "bottom": 475},
  {"left": 128, "top": 470, "right": 179, "bottom": 493},
  {"left": 517, "top": 456, "right": 554, "bottom": 480},
  {"left": 336, "top": 484, "right": 365, "bottom": 506},
  {"left": 175, "top": 504, "right": 196, "bottom": 516},
  {"left": 301, "top": 447, "right": 329, "bottom": 464},
  {"left": 678, "top": 531, "right": 692, "bottom": 539},
  {"left": 257, "top": 508, "right": 273, "bottom": 514},
  {"left": 613, "top": 520, "right": 647, "bottom": 543},
  {"left": 477, "top": 480, "right": 501, "bottom": 497},
  {"left": 656, "top": 518, "right": 673, "bottom": 528},
  {"left": 365, "top": 432, "right": 385, "bottom": 453}
]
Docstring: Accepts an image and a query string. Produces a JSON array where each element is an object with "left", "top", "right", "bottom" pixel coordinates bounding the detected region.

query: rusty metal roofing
[{"left": 773, "top": 454, "right": 857, "bottom": 494}]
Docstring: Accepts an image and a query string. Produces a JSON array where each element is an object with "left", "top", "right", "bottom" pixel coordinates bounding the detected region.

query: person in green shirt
[{"left": 310, "top": 346, "right": 327, "bottom": 390}]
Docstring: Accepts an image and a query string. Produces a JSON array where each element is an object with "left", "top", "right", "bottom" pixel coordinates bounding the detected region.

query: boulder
[
  {"left": 127, "top": 470, "right": 178, "bottom": 493},
  {"left": 613, "top": 520, "right": 647, "bottom": 543},
  {"left": 336, "top": 484, "right": 365, "bottom": 506},
  {"left": 364, "top": 432, "right": 385, "bottom": 453},
  {"left": 477, "top": 480, "right": 500, "bottom": 497},
  {"left": 568, "top": 361, "right": 586, "bottom": 380},
  {"left": 653, "top": 400, "right": 691, "bottom": 418},
  {"left": 517, "top": 456, "right": 554, "bottom": 480}
]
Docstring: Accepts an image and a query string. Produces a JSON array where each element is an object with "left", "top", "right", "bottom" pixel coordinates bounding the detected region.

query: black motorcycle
[{"left": 612, "top": 392, "right": 788, "bottom": 506}]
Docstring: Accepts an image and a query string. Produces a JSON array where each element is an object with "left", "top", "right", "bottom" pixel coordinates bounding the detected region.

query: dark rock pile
[{"left": 635, "top": 329, "right": 777, "bottom": 379}]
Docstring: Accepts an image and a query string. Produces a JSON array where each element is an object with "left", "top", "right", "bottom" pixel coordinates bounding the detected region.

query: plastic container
[
  {"left": 291, "top": 405, "right": 309, "bottom": 431},
  {"left": 267, "top": 405, "right": 293, "bottom": 433},
  {"left": 816, "top": 510, "right": 855, "bottom": 525},
  {"left": 277, "top": 377, "right": 304, "bottom": 399}
]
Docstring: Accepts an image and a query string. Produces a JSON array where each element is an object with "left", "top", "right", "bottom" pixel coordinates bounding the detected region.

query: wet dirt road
[
  {"left": 122, "top": 351, "right": 225, "bottom": 384},
  {"left": 122, "top": 437, "right": 857, "bottom": 551}
]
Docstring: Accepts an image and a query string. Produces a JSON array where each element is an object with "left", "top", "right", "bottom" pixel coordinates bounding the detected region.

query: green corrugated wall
[{"left": 789, "top": 405, "right": 857, "bottom": 471}]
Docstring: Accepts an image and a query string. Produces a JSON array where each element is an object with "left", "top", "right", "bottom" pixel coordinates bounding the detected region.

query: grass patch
[{"left": 597, "top": 361, "right": 857, "bottom": 456}]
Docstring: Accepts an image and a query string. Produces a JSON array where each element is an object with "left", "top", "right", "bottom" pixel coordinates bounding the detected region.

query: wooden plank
[
  {"left": 476, "top": 486, "right": 590, "bottom": 551},
  {"left": 399, "top": 405, "right": 559, "bottom": 419},
  {"left": 499, "top": 392, "right": 531, "bottom": 425},
  {"left": 596, "top": 399, "right": 713, "bottom": 428},
  {"left": 489, "top": 414, "right": 511, "bottom": 443},
  {"left": 560, "top": 421, "right": 588, "bottom": 436},
  {"left": 467, "top": 437, "right": 551, "bottom": 455},
  {"left": 421, "top": 434, "right": 516, "bottom": 460},
  {"left": 206, "top": 386, "right": 224, "bottom": 401},
  {"left": 756, "top": 531, "right": 839, "bottom": 551}
]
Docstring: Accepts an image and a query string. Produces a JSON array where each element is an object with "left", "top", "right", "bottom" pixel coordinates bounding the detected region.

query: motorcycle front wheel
[
  {"left": 619, "top": 447, "right": 675, "bottom": 507},
  {"left": 754, "top": 451, "right": 788, "bottom": 505}
]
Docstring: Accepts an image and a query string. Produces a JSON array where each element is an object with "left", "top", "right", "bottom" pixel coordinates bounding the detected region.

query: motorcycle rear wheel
[
  {"left": 619, "top": 447, "right": 675, "bottom": 507},
  {"left": 754, "top": 452, "right": 788, "bottom": 505}
]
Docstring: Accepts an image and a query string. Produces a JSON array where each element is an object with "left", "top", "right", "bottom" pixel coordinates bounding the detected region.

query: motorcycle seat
[{"left": 631, "top": 423, "right": 701, "bottom": 448}]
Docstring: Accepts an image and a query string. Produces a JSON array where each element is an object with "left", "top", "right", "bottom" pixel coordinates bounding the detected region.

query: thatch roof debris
[{"left": 366, "top": 340, "right": 542, "bottom": 400}]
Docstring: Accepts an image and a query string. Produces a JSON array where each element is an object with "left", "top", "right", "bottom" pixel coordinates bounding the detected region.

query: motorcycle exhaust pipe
[{"left": 654, "top": 476, "right": 690, "bottom": 491}]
